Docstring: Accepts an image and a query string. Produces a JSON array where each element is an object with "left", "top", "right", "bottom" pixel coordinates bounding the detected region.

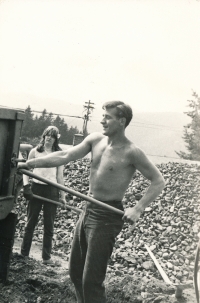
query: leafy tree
[
  {"left": 53, "top": 115, "right": 69, "bottom": 144},
  {"left": 46, "top": 112, "right": 54, "bottom": 126},
  {"left": 65, "top": 126, "right": 80, "bottom": 145},
  {"left": 21, "top": 106, "right": 35, "bottom": 138},
  {"left": 37, "top": 109, "right": 49, "bottom": 135},
  {"left": 33, "top": 115, "right": 40, "bottom": 137},
  {"left": 21, "top": 106, "right": 82, "bottom": 146},
  {"left": 53, "top": 115, "right": 65, "bottom": 130},
  {"left": 176, "top": 91, "right": 200, "bottom": 161}
]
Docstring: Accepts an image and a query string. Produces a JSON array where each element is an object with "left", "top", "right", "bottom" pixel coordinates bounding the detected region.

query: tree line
[
  {"left": 177, "top": 91, "right": 200, "bottom": 161},
  {"left": 21, "top": 94, "right": 200, "bottom": 161},
  {"left": 21, "top": 106, "right": 82, "bottom": 146}
]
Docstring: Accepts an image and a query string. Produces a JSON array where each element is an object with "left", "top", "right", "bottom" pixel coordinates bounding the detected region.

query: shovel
[
  {"left": 145, "top": 244, "right": 193, "bottom": 298},
  {"left": 31, "top": 194, "right": 82, "bottom": 214},
  {"left": 19, "top": 169, "right": 124, "bottom": 216}
]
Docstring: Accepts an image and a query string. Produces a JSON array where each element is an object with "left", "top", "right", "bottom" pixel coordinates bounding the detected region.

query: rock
[
  {"left": 153, "top": 296, "right": 166, "bottom": 303},
  {"left": 115, "top": 270, "right": 124, "bottom": 276},
  {"left": 142, "top": 261, "right": 154, "bottom": 270},
  {"left": 150, "top": 245, "right": 157, "bottom": 251},
  {"left": 141, "top": 292, "right": 151, "bottom": 299},
  {"left": 162, "top": 253, "right": 169, "bottom": 259},
  {"left": 145, "top": 207, "right": 152, "bottom": 212},
  {"left": 124, "top": 240, "right": 132, "bottom": 248},
  {"left": 166, "top": 262, "right": 174, "bottom": 269},
  {"left": 166, "top": 226, "right": 172, "bottom": 233},
  {"left": 124, "top": 256, "right": 137, "bottom": 264},
  {"left": 170, "top": 245, "right": 178, "bottom": 251}
]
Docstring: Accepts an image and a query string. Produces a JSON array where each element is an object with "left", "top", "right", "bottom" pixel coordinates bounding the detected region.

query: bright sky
[{"left": 0, "top": 0, "right": 200, "bottom": 114}]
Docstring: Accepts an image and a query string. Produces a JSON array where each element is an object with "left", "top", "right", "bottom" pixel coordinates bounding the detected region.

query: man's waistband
[{"left": 86, "top": 200, "right": 123, "bottom": 212}]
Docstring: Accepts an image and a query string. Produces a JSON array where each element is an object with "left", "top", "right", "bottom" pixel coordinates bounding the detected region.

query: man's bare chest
[{"left": 91, "top": 145, "right": 132, "bottom": 172}]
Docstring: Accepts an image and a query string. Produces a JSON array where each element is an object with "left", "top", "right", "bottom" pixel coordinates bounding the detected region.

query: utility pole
[
  {"left": 82, "top": 100, "right": 94, "bottom": 136},
  {"left": 73, "top": 100, "right": 94, "bottom": 146}
]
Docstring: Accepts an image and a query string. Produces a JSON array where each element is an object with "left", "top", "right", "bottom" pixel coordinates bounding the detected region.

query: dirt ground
[{"left": 0, "top": 238, "right": 197, "bottom": 303}]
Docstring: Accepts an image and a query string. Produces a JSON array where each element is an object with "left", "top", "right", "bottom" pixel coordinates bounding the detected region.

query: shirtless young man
[{"left": 18, "top": 101, "right": 165, "bottom": 303}]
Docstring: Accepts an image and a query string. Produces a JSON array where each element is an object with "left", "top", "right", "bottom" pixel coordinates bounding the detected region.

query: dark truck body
[{"left": 0, "top": 107, "right": 24, "bottom": 282}]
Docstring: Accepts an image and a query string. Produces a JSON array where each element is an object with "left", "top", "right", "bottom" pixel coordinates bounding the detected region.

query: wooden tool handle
[
  {"left": 32, "top": 194, "right": 82, "bottom": 214},
  {"left": 20, "top": 169, "right": 124, "bottom": 216}
]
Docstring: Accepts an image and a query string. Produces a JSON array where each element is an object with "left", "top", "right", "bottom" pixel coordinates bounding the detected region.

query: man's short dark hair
[{"left": 102, "top": 101, "right": 133, "bottom": 127}]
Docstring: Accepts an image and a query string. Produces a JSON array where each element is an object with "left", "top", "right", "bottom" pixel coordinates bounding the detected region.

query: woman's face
[{"left": 44, "top": 132, "right": 56, "bottom": 145}]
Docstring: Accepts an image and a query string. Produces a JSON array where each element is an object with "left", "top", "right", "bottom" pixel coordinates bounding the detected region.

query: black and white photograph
[{"left": 0, "top": 0, "right": 200, "bottom": 302}]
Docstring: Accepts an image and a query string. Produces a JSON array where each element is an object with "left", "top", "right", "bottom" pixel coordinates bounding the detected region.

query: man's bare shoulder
[
  {"left": 129, "top": 142, "right": 142, "bottom": 154},
  {"left": 29, "top": 147, "right": 37, "bottom": 155},
  {"left": 128, "top": 141, "right": 164, "bottom": 182},
  {"left": 128, "top": 141, "right": 150, "bottom": 164},
  {"left": 86, "top": 132, "right": 105, "bottom": 143}
]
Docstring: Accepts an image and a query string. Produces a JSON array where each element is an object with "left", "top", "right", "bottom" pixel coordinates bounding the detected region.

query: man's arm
[
  {"left": 18, "top": 133, "right": 97, "bottom": 170},
  {"left": 123, "top": 147, "right": 165, "bottom": 224},
  {"left": 19, "top": 144, "right": 33, "bottom": 153},
  {"left": 22, "top": 148, "right": 35, "bottom": 185},
  {"left": 57, "top": 165, "right": 66, "bottom": 201},
  {"left": 21, "top": 148, "right": 35, "bottom": 200}
]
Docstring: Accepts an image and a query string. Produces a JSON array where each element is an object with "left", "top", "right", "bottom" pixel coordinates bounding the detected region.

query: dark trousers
[
  {"left": 21, "top": 182, "right": 59, "bottom": 260},
  {"left": 69, "top": 201, "right": 124, "bottom": 303}
]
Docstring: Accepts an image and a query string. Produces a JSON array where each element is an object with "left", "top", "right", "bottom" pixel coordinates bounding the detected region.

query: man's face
[{"left": 101, "top": 107, "right": 121, "bottom": 136}]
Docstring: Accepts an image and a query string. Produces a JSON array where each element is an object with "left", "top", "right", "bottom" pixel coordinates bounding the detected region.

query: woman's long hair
[{"left": 37, "top": 126, "right": 62, "bottom": 153}]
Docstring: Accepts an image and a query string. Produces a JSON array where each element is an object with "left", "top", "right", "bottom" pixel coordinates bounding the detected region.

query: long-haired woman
[{"left": 21, "top": 126, "right": 66, "bottom": 265}]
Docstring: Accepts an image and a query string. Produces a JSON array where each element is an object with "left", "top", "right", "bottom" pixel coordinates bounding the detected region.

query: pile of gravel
[{"left": 14, "top": 159, "right": 200, "bottom": 284}]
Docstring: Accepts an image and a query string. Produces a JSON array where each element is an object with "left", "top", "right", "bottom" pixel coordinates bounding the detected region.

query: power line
[
  {"left": 0, "top": 104, "right": 186, "bottom": 161},
  {"left": 0, "top": 104, "right": 183, "bottom": 132},
  {"left": 0, "top": 105, "right": 83, "bottom": 119},
  {"left": 91, "top": 115, "right": 182, "bottom": 131},
  {"left": 90, "top": 118, "right": 182, "bottom": 132},
  {"left": 132, "top": 119, "right": 182, "bottom": 131},
  {"left": 128, "top": 123, "right": 182, "bottom": 132},
  {"left": 1, "top": 104, "right": 183, "bottom": 131},
  {"left": 33, "top": 110, "right": 83, "bottom": 119}
]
